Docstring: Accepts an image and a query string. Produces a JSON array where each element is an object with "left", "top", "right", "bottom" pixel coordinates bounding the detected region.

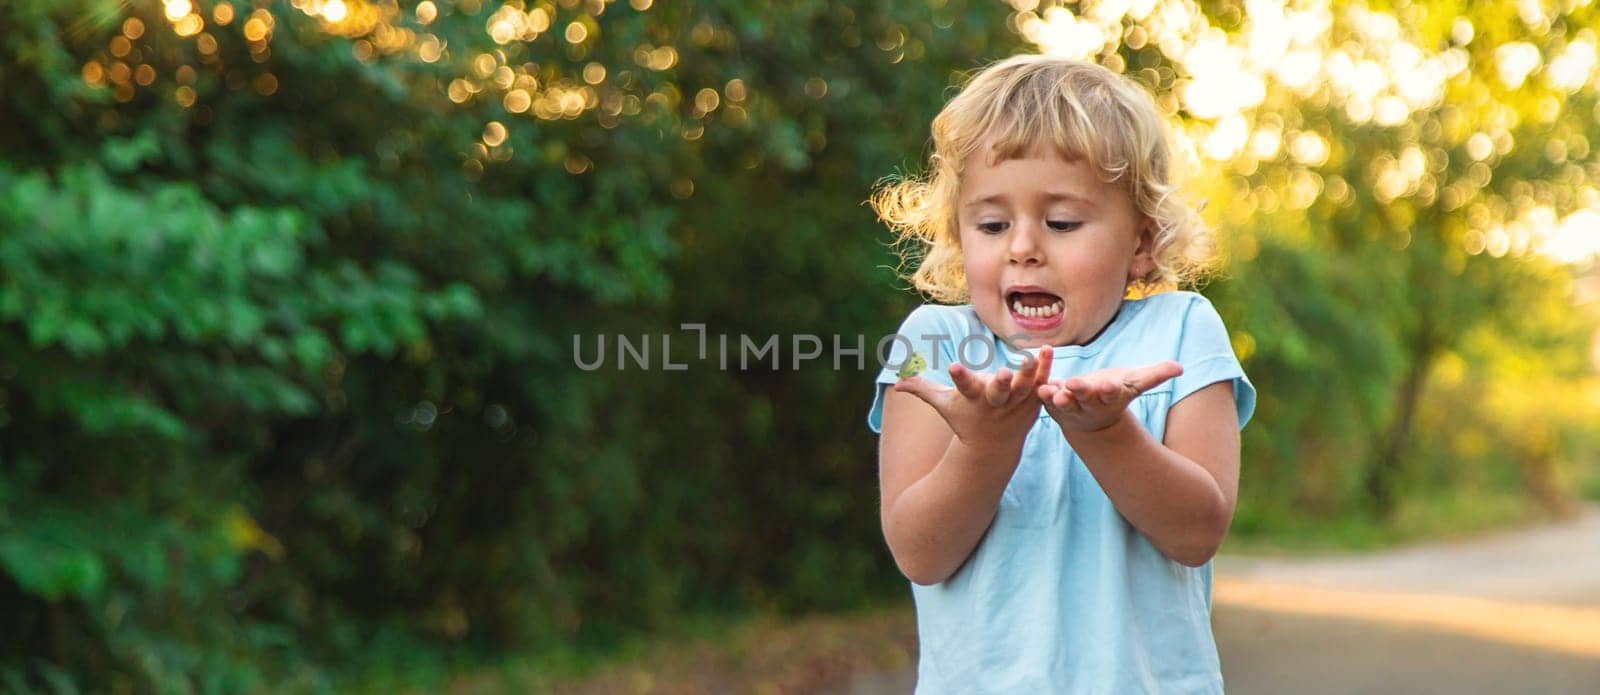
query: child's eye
[
  {"left": 1048, "top": 220, "right": 1082, "bottom": 232},
  {"left": 978, "top": 222, "right": 1008, "bottom": 234}
]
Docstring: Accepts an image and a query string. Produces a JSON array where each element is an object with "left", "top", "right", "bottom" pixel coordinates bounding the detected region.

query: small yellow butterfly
[{"left": 897, "top": 351, "right": 927, "bottom": 379}]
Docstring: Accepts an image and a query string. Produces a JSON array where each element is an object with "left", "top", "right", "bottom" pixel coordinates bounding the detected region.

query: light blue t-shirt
[{"left": 867, "top": 290, "right": 1256, "bottom": 694}]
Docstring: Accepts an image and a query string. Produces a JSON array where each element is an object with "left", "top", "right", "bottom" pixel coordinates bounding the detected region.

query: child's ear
[{"left": 1129, "top": 224, "right": 1156, "bottom": 280}]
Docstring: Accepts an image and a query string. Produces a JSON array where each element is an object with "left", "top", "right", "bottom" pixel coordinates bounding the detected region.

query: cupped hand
[
  {"left": 893, "top": 346, "right": 1054, "bottom": 448},
  {"left": 1037, "top": 361, "right": 1183, "bottom": 433}
]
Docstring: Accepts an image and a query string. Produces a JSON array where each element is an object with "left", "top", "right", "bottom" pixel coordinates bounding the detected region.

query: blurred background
[{"left": 3, "top": 0, "right": 1600, "bottom": 692}]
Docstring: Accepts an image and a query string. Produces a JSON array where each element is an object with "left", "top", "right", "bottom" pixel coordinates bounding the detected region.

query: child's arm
[
  {"left": 878, "top": 347, "right": 1053, "bottom": 586},
  {"left": 1040, "top": 367, "right": 1240, "bottom": 567}
]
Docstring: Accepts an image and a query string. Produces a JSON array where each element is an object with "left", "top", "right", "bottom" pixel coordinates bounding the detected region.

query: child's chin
[{"left": 1002, "top": 332, "right": 1055, "bottom": 351}]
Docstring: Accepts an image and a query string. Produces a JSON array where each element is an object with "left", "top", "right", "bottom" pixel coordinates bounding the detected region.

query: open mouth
[{"left": 1007, "top": 290, "right": 1064, "bottom": 321}]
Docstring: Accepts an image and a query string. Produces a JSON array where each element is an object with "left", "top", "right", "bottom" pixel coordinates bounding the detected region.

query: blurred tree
[
  {"left": 0, "top": 0, "right": 1023, "bottom": 689},
  {"left": 1012, "top": 0, "right": 1600, "bottom": 519}
]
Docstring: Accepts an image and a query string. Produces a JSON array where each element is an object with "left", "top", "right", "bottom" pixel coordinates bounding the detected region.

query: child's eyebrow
[{"left": 961, "top": 192, "right": 1094, "bottom": 209}]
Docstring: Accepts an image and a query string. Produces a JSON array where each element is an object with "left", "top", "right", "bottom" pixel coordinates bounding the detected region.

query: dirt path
[
  {"left": 1213, "top": 507, "right": 1600, "bottom": 605},
  {"left": 831, "top": 507, "right": 1600, "bottom": 694}
]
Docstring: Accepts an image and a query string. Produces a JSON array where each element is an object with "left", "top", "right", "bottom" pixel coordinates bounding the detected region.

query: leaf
[
  {"left": 0, "top": 535, "right": 106, "bottom": 601},
  {"left": 100, "top": 131, "right": 160, "bottom": 173}
]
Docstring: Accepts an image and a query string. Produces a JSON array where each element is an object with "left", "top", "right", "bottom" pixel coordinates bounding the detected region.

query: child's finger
[
  {"left": 1037, "top": 383, "right": 1057, "bottom": 401},
  {"left": 986, "top": 368, "right": 1013, "bottom": 407},
  {"left": 1125, "top": 361, "right": 1184, "bottom": 394},
  {"left": 1011, "top": 352, "right": 1043, "bottom": 399},
  {"left": 1099, "top": 380, "right": 1118, "bottom": 404},
  {"left": 1031, "top": 346, "right": 1054, "bottom": 387},
  {"left": 1014, "top": 352, "right": 1037, "bottom": 385},
  {"left": 1054, "top": 388, "right": 1078, "bottom": 410},
  {"left": 949, "top": 363, "right": 983, "bottom": 400},
  {"left": 892, "top": 376, "right": 948, "bottom": 410}
]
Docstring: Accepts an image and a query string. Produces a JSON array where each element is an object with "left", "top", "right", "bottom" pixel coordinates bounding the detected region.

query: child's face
[{"left": 956, "top": 141, "right": 1152, "bottom": 350}]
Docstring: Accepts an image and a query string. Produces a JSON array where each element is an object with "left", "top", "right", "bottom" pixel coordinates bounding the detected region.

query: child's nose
[{"left": 1008, "top": 221, "right": 1044, "bottom": 265}]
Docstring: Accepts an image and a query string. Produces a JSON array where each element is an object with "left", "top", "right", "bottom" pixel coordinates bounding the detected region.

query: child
[{"left": 865, "top": 55, "right": 1256, "bottom": 693}]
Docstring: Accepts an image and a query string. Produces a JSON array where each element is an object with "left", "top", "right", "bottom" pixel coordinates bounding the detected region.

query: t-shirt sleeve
[
  {"left": 1168, "top": 294, "right": 1256, "bottom": 429},
  {"left": 866, "top": 305, "right": 959, "bottom": 434}
]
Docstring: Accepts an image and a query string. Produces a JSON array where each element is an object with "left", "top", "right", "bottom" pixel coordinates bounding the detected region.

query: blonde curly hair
[{"left": 869, "top": 54, "right": 1215, "bottom": 304}]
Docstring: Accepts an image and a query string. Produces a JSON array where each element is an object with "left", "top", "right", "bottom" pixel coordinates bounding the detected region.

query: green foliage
[
  {"left": 0, "top": 0, "right": 1020, "bottom": 690},
  {"left": 1142, "top": 0, "right": 1600, "bottom": 524}
]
